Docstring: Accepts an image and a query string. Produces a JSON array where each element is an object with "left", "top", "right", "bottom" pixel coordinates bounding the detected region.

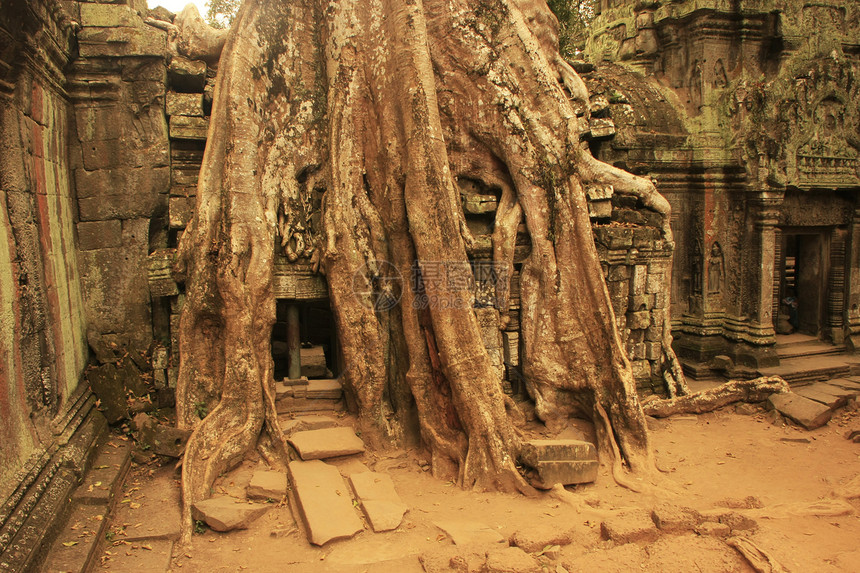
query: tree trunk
[{"left": 174, "top": 0, "right": 676, "bottom": 545}]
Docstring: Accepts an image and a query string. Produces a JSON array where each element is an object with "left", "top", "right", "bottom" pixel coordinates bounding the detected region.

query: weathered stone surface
[
  {"left": 147, "top": 248, "right": 179, "bottom": 297},
  {"left": 600, "top": 510, "right": 660, "bottom": 545},
  {"left": 305, "top": 378, "right": 342, "bottom": 400},
  {"left": 518, "top": 440, "right": 596, "bottom": 467},
  {"left": 133, "top": 413, "right": 191, "bottom": 457},
  {"left": 166, "top": 91, "right": 204, "bottom": 116},
  {"left": 650, "top": 504, "right": 703, "bottom": 533},
  {"left": 191, "top": 497, "right": 269, "bottom": 532},
  {"left": 289, "top": 426, "right": 365, "bottom": 460},
  {"left": 696, "top": 521, "right": 730, "bottom": 537},
  {"left": 77, "top": 220, "right": 122, "bottom": 251},
  {"left": 795, "top": 383, "right": 852, "bottom": 409},
  {"left": 80, "top": 3, "right": 138, "bottom": 28},
  {"left": 509, "top": 524, "right": 575, "bottom": 553},
  {"left": 169, "top": 115, "right": 209, "bottom": 140},
  {"left": 169, "top": 195, "right": 195, "bottom": 229},
  {"left": 349, "top": 471, "right": 407, "bottom": 532},
  {"left": 247, "top": 469, "right": 288, "bottom": 501},
  {"left": 518, "top": 439, "right": 598, "bottom": 488},
  {"left": 484, "top": 546, "right": 540, "bottom": 573},
  {"left": 278, "top": 414, "right": 339, "bottom": 435},
  {"left": 169, "top": 56, "right": 207, "bottom": 92},
  {"left": 299, "top": 345, "right": 328, "bottom": 378},
  {"left": 434, "top": 520, "right": 506, "bottom": 546},
  {"left": 79, "top": 26, "right": 167, "bottom": 58},
  {"left": 589, "top": 117, "right": 616, "bottom": 138},
  {"left": 87, "top": 360, "right": 146, "bottom": 423},
  {"left": 767, "top": 392, "right": 832, "bottom": 430},
  {"left": 288, "top": 460, "right": 363, "bottom": 545}
]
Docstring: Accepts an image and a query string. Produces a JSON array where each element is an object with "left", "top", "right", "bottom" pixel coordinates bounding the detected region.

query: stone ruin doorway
[
  {"left": 272, "top": 299, "right": 341, "bottom": 381},
  {"left": 774, "top": 229, "right": 829, "bottom": 338}
]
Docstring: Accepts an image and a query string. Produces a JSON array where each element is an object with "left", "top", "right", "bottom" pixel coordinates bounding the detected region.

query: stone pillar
[
  {"left": 286, "top": 304, "right": 301, "bottom": 379},
  {"left": 745, "top": 191, "right": 783, "bottom": 356},
  {"left": 845, "top": 206, "right": 860, "bottom": 350}
]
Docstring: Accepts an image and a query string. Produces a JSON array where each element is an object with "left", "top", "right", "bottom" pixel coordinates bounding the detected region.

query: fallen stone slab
[
  {"left": 133, "top": 413, "right": 191, "bottom": 458},
  {"left": 349, "top": 472, "right": 407, "bottom": 532},
  {"left": 247, "top": 469, "right": 287, "bottom": 501},
  {"left": 191, "top": 498, "right": 270, "bottom": 532},
  {"left": 289, "top": 426, "right": 365, "bottom": 460},
  {"left": 767, "top": 392, "right": 832, "bottom": 430},
  {"left": 434, "top": 520, "right": 506, "bottom": 546},
  {"left": 523, "top": 460, "right": 599, "bottom": 489},
  {"left": 289, "top": 460, "right": 363, "bottom": 545},
  {"left": 600, "top": 510, "right": 660, "bottom": 545},
  {"left": 795, "top": 384, "right": 849, "bottom": 409}
]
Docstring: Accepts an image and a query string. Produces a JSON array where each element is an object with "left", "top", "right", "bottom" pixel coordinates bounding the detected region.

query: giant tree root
[
  {"left": 726, "top": 537, "right": 790, "bottom": 573},
  {"left": 642, "top": 376, "right": 789, "bottom": 418}
]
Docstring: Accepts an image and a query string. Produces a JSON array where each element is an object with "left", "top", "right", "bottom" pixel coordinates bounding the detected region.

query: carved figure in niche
[
  {"left": 690, "top": 59, "right": 703, "bottom": 108},
  {"left": 708, "top": 242, "right": 724, "bottom": 294},
  {"left": 713, "top": 59, "right": 728, "bottom": 89},
  {"left": 691, "top": 238, "right": 703, "bottom": 294}
]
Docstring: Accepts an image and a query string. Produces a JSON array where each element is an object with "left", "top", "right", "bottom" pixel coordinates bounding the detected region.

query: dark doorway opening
[
  {"left": 776, "top": 231, "right": 827, "bottom": 337},
  {"left": 272, "top": 299, "right": 339, "bottom": 380}
]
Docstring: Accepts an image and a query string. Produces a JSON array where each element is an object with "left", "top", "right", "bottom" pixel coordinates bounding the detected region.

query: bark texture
[
  {"left": 174, "top": 0, "right": 674, "bottom": 545},
  {"left": 642, "top": 377, "right": 789, "bottom": 418}
]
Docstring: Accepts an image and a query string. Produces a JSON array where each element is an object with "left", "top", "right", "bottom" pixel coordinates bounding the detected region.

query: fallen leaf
[{"left": 62, "top": 541, "right": 78, "bottom": 547}]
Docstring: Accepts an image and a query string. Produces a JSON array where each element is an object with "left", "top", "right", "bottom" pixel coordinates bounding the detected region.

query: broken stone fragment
[
  {"left": 518, "top": 439, "right": 598, "bottom": 489},
  {"left": 348, "top": 471, "right": 407, "bottom": 532},
  {"left": 433, "top": 520, "right": 506, "bottom": 546},
  {"left": 288, "top": 427, "right": 365, "bottom": 460},
  {"left": 650, "top": 504, "right": 703, "bottom": 533},
  {"left": 246, "top": 469, "right": 287, "bottom": 501},
  {"left": 191, "top": 498, "right": 269, "bottom": 532},
  {"left": 766, "top": 392, "right": 832, "bottom": 430},
  {"left": 509, "top": 524, "right": 575, "bottom": 553},
  {"left": 600, "top": 510, "right": 660, "bottom": 545},
  {"left": 484, "top": 546, "right": 539, "bottom": 573},
  {"left": 133, "top": 413, "right": 191, "bottom": 458}
]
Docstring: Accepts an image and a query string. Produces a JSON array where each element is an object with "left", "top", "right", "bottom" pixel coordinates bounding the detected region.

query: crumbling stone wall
[
  {"left": 70, "top": 0, "right": 171, "bottom": 363},
  {"left": 0, "top": 0, "right": 88, "bottom": 502}
]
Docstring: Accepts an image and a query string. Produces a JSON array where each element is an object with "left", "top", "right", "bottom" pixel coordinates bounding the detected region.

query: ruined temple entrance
[
  {"left": 272, "top": 299, "right": 340, "bottom": 381},
  {"left": 774, "top": 230, "right": 828, "bottom": 338}
]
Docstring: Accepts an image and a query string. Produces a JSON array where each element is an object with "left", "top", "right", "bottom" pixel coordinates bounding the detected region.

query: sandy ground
[{"left": 93, "top": 402, "right": 860, "bottom": 572}]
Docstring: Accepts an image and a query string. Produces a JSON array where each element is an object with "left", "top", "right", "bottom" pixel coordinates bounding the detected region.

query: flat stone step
[
  {"left": 518, "top": 439, "right": 597, "bottom": 466},
  {"left": 777, "top": 343, "right": 846, "bottom": 360},
  {"left": 289, "top": 460, "right": 364, "bottom": 546},
  {"left": 306, "top": 379, "right": 343, "bottom": 400},
  {"left": 301, "top": 345, "right": 328, "bottom": 378},
  {"left": 348, "top": 472, "right": 407, "bottom": 532},
  {"left": 289, "top": 426, "right": 365, "bottom": 460},
  {"left": 767, "top": 392, "right": 833, "bottom": 430},
  {"left": 759, "top": 356, "right": 851, "bottom": 384},
  {"left": 278, "top": 414, "right": 339, "bottom": 435},
  {"left": 275, "top": 396, "right": 345, "bottom": 414},
  {"left": 826, "top": 378, "right": 860, "bottom": 392}
]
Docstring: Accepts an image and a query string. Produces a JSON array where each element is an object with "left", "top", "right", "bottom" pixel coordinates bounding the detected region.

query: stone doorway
[
  {"left": 774, "top": 230, "right": 829, "bottom": 338},
  {"left": 272, "top": 300, "right": 340, "bottom": 380}
]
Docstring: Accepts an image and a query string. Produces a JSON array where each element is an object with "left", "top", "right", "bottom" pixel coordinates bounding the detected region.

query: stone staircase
[
  {"left": 274, "top": 377, "right": 345, "bottom": 414},
  {"left": 775, "top": 333, "right": 847, "bottom": 360}
]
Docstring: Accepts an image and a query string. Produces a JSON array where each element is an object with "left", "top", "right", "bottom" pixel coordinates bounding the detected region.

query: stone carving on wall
[
  {"left": 725, "top": 54, "right": 860, "bottom": 190},
  {"left": 707, "top": 242, "right": 724, "bottom": 294}
]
